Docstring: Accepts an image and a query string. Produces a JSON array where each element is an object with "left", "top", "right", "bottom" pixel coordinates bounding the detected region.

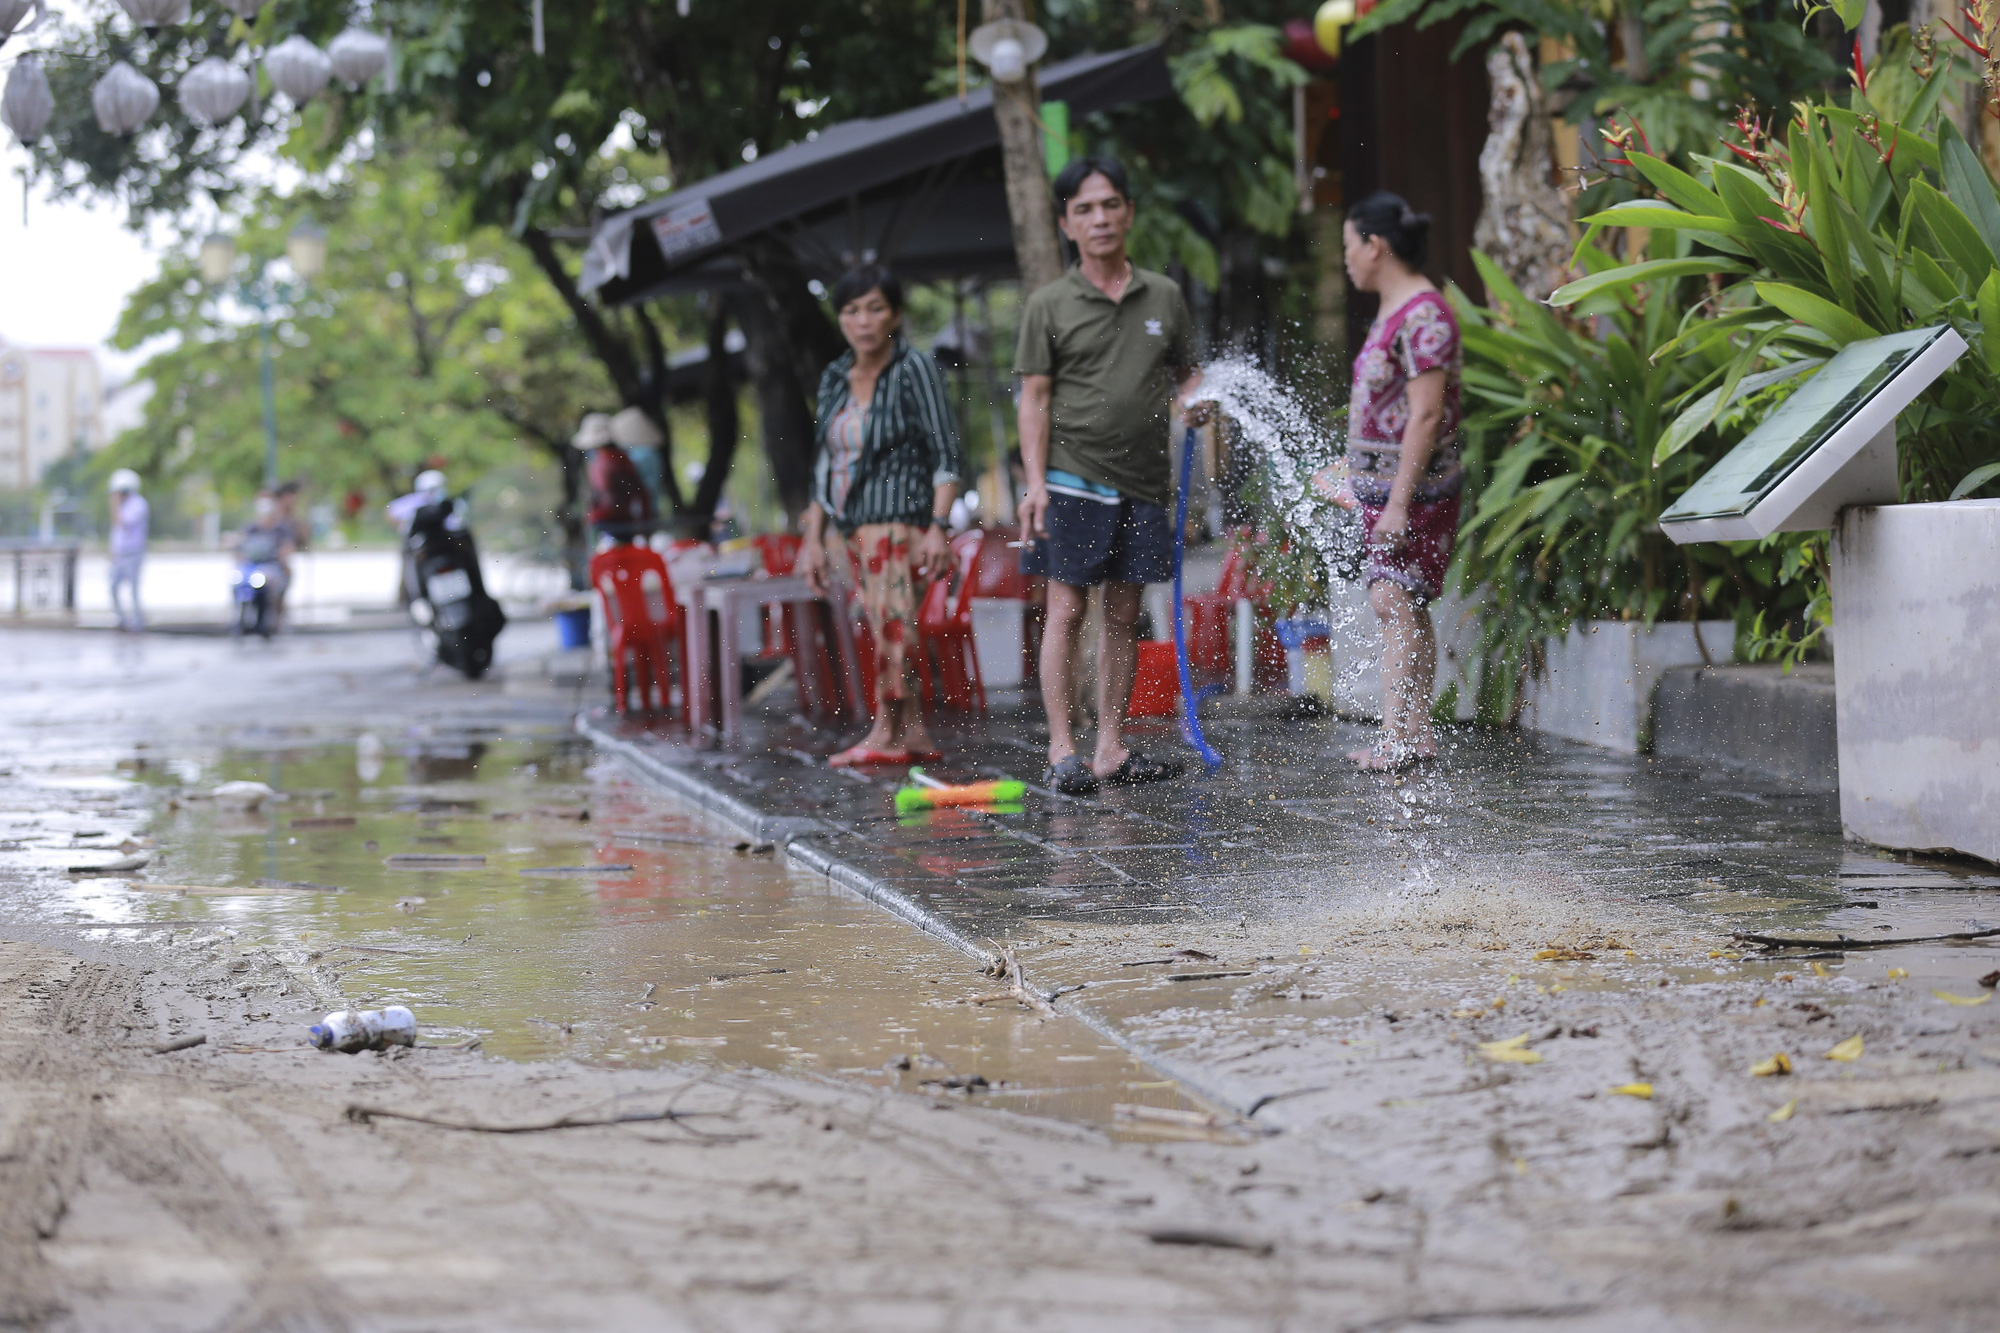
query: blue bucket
[{"left": 553, "top": 605, "right": 591, "bottom": 650}]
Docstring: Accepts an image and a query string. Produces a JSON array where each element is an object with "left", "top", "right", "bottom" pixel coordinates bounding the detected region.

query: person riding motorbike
[{"left": 232, "top": 493, "right": 295, "bottom": 636}]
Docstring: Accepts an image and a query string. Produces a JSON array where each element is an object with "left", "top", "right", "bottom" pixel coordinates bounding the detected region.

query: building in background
[{"left": 0, "top": 341, "right": 107, "bottom": 491}]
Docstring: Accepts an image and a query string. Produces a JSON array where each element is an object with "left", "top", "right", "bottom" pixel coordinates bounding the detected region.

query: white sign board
[
  {"left": 1660, "top": 325, "right": 1967, "bottom": 544},
  {"left": 649, "top": 198, "right": 724, "bottom": 261}
]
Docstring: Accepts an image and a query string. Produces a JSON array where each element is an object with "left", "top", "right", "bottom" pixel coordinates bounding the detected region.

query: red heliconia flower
[
  {"left": 1852, "top": 37, "right": 1869, "bottom": 93},
  {"left": 1941, "top": 3, "right": 1991, "bottom": 58}
]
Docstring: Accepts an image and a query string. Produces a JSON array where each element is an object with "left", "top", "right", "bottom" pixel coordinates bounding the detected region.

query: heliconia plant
[{"left": 1554, "top": 20, "right": 2000, "bottom": 505}]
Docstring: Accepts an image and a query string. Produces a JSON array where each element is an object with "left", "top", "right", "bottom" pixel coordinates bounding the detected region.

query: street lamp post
[{"left": 199, "top": 220, "right": 327, "bottom": 490}]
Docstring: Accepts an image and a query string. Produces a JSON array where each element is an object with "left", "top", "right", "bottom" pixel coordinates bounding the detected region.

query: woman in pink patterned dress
[{"left": 1341, "top": 192, "right": 1463, "bottom": 770}]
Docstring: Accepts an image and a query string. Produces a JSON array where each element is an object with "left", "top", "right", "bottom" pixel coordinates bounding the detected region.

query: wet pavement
[
  {"left": 587, "top": 687, "right": 2000, "bottom": 1116},
  {"left": 9, "top": 626, "right": 2000, "bottom": 1327}
]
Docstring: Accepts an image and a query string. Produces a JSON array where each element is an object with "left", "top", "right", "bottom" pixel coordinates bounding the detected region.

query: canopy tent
[{"left": 579, "top": 44, "right": 1172, "bottom": 306}]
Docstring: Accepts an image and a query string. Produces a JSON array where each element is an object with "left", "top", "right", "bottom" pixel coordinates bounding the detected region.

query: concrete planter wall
[
  {"left": 1320, "top": 582, "right": 1482, "bottom": 722},
  {"left": 1519, "top": 619, "right": 1734, "bottom": 753},
  {"left": 1832, "top": 500, "right": 2000, "bottom": 863}
]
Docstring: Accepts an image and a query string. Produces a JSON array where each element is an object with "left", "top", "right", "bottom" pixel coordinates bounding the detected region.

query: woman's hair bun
[{"left": 1350, "top": 191, "right": 1430, "bottom": 269}]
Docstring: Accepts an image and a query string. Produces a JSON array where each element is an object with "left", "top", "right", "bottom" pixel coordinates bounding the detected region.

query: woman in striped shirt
[{"left": 799, "top": 265, "right": 965, "bottom": 767}]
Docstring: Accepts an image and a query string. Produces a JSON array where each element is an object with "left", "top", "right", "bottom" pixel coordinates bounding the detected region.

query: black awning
[{"left": 581, "top": 43, "right": 1172, "bottom": 304}]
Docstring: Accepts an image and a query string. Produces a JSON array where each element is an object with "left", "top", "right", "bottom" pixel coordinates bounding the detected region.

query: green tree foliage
[{"left": 101, "top": 133, "right": 608, "bottom": 529}]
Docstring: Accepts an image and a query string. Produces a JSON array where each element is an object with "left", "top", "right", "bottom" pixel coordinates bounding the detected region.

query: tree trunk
[
  {"left": 558, "top": 444, "right": 590, "bottom": 591},
  {"left": 740, "top": 295, "right": 817, "bottom": 526},
  {"left": 983, "top": 0, "right": 1065, "bottom": 294},
  {"left": 1473, "top": 33, "right": 1574, "bottom": 303},
  {"left": 688, "top": 294, "right": 742, "bottom": 538}
]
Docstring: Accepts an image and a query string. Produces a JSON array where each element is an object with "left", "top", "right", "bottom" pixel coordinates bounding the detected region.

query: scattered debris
[
  {"left": 1166, "top": 970, "right": 1255, "bottom": 982},
  {"left": 1144, "top": 1228, "right": 1273, "bottom": 1256},
  {"left": 150, "top": 1033, "right": 207, "bottom": 1055},
  {"left": 709, "top": 967, "right": 787, "bottom": 983},
  {"left": 1120, "top": 949, "right": 1218, "bottom": 967},
  {"left": 1768, "top": 1099, "right": 1798, "bottom": 1123},
  {"left": 518, "top": 865, "right": 634, "bottom": 877},
  {"left": 1534, "top": 947, "right": 1595, "bottom": 961},
  {"left": 213, "top": 780, "right": 277, "bottom": 811},
  {"left": 920, "top": 1073, "right": 989, "bottom": 1092},
  {"left": 1734, "top": 926, "right": 2000, "bottom": 951},
  {"left": 1824, "top": 1035, "right": 1865, "bottom": 1062},
  {"left": 1750, "top": 1053, "right": 1793, "bottom": 1077},
  {"left": 1981, "top": 970, "right": 2000, "bottom": 989},
  {"left": 67, "top": 852, "right": 149, "bottom": 874},
  {"left": 1931, "top": 989, "right": 1992, "bottom": 1007},
  {"left": 1479, "top": 1033, "right": 1541, "bottom": 1065},
  {"left": 344, "top": 1102, "right": 743, "bottom": 1137}
]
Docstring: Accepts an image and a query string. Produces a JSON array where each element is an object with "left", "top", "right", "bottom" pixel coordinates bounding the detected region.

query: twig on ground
[
  {"left": 344, "top": 1102, "right": 747, "bottom": 1140},
  {"left": 150, "top": 1034, "right": 207, "bottom": 1054},
  {"left": 1144, "top": 1228, "right": 1273, "bottom": 1255},
  {"left": 1733, "top": 927, "right": 2000, "bottom": 952}
]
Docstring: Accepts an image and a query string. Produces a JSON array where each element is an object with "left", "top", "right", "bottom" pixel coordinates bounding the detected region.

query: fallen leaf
[
  {"left": 1810, "top": 962, "right": 1832, "bottom": 978},
  {"left": 1931, "top": 989, "right": 1993, "bottom": 1007},
  {"left": 1824, "top": 1035, "right": 1864, "bottom": 1062},
  {"left": 1888, "top": 968, "right": 1909, "bottom": 980},
  {"left": 1479, "top": 1033, "right": 1542, "bottom": 1064},
  {"left": 1534, "top": 948, "right": 1595, "bottom": 961},
  {"left": 1709, "top": 950, "right": 1740, "bottom": 960},
  {"left": 1449, "top": 1007, "right": 1484, "bottom": 1019},
  {"left": 1750, "top": 1053, "right": 1792, "bottom": 1077},
  {"left": 1768, "top": 1099, "right": 1797, "bottom": 1123},
  {"left": 1980, "top": 969, "right": 2000, "bottom": 989},
  {"left": 1610, "top": 1082, "right": 1653, "bottom": 1099}
]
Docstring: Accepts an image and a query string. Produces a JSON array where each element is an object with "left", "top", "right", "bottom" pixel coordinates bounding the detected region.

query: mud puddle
[{"left": 29, "top": 730, "right": 1211, "bottom": 1132}]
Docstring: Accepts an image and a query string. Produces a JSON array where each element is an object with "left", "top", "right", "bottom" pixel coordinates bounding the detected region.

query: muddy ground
[{"left": 3, "top": 626, "right": 1998, "bottom": 1331}]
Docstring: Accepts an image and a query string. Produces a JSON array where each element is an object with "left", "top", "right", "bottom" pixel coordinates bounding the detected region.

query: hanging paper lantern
[
  {"left": 1, "top": 54, "right": 53, "bottom": 143},
  {"left": 92, "top": 61, "right": 160, "bottom": 135},
  {"left": 113, "top": 0, "right": 189, "bottom": 31},
  {"left": 217, "top": 0, "right": 264, "bottom": 16},
  {"left": 327, "top": 28, "right": 391, "bottom": 87},
  {"left": 179, "top": 56, "right": 251, "bottom": 125},
  {"left": 0, "top": 0, "right": 47, "bottom": 46},
  {"left": 263, "top": 34, "right": 332, "bottom": 104}
]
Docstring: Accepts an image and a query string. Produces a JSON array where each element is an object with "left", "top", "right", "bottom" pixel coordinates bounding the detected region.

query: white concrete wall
[
  {"left": 65, "top": 548, "right": 569, "bottom": 627},
  {"left": 1832, "top": 500, "right": 2000, "bottom": 863},
  {"left": 1519, "top": 619, "right": 1734, "bottom": 753},
  {"left": 1319, "top": 581, "right": 1482, "bottom": 722}
]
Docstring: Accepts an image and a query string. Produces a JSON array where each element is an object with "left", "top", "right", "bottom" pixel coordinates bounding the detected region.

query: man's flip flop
[
  {"left": 829, "top": 745, "right": 910, "bottom": 768},
  {"left": 1100, "top": 749, "right": 1185, "bottom": 786},
  {"left": 1042, "top": 754, "right": 1100, "bottom": 796}
]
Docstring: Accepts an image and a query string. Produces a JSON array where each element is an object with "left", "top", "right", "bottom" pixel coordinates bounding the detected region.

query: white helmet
[
  {"left": 572, "top": 413, "right": 614, "bottom": 450},
  {"left": 415, "top": 469, "right": 447, "bottom": 499},
  {"left": 108, "top": 468, "right": 140, "bottom": 494}
]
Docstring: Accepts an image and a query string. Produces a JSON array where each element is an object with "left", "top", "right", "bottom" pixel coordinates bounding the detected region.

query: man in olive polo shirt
[{"left": 1018, "top": 155, "right": 1207, "bottom": 796}]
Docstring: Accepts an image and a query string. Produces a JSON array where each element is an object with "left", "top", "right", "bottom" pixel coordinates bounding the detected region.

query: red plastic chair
[
  {"left": 589, "top": 545, "right": 687, "bottom": 721},
  {"left": 915, "top": 531, "right": 986, "bottom": 712}
]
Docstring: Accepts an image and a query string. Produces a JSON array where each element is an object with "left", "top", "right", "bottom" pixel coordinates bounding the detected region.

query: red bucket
[{"left": 1127, "top": 640, "right": 1180, "bottom": 717}]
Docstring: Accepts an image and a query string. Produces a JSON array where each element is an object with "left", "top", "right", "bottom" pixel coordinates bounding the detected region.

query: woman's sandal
[
  {"left": 829, "top": 744, "right": 911, "bottom": 768},
  {"left": 1100, "top": 749, "right": 1186, "bottom": 787}
]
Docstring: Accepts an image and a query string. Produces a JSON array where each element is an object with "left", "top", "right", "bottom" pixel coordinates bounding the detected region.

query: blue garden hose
[{"left": 1173, "top": 425, "right": 1225, "bottom": 770}]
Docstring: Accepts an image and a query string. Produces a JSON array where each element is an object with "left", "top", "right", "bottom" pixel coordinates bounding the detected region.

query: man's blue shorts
[{"left": 1021, "top": 489, "right": 1173, "bottom": 588}]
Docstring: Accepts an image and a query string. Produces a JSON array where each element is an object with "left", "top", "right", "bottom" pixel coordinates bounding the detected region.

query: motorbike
[
  {"left": 406, "top": 494, "right": 505, "bottom": 678},
  {"left": 231, "top": 526, "right": 289, "bottom": 638}
]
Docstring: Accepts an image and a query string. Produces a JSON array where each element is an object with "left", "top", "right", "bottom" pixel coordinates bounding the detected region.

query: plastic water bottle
[
  {"left": 308, "top": 1010, "right": 371, "bottom": 1052},
  {"left": 374, "top": 1005, "right": 417, "bottom": 1047},
  {"left": 308, "top": 1005, "right": 417, "bottom": 1052}
]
